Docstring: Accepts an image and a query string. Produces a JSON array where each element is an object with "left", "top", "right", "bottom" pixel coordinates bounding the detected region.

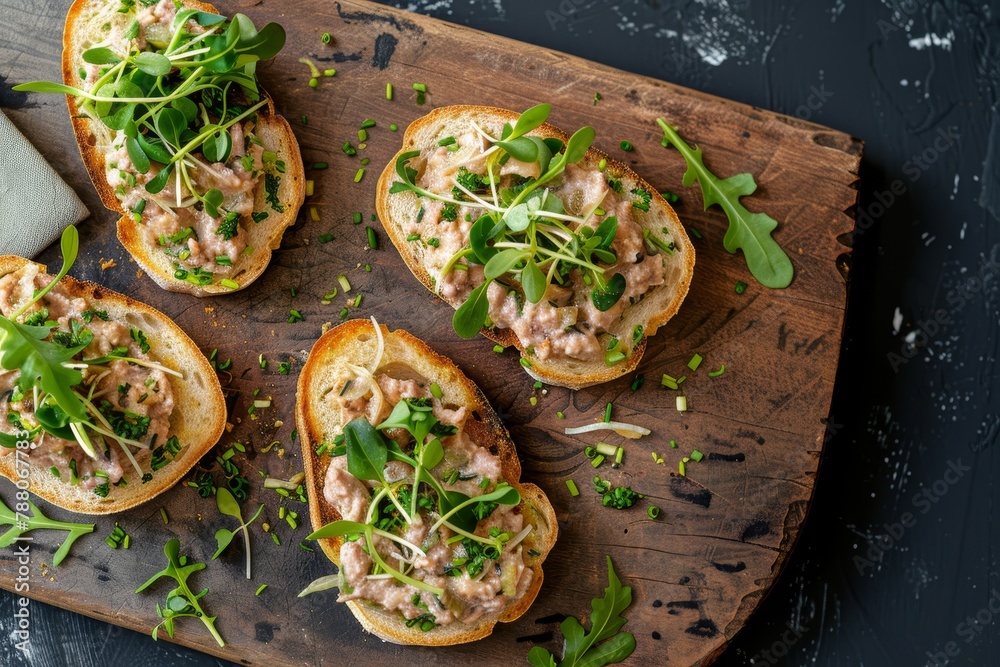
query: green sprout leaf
[
  {"left": 0, "top": 495, "right": 94, "bottom": 567},
  {"left": 521, "top": 259, "right": 546, "bottom": 304},
  {"left": 343, "top": 417, "right": 388, "bottom": 482},
  {"left": 453, "top": 282, "right": 491, "bottom": 339},
  {"left": 82, "top": 47, "right": 121, "bottom": 65},
  {"left": 136, "top": 538, "right": 225, "bottom": 647},
  {"left": 211, "top": 487, "right": 263, "bottom": 578},
  {"left": 658, "top": 119, "right": 793, "bottom": 288},
  {"left": 133, "top": 51, "right": 171, "bottom": 77},
  {"left": 591, "top": 273, "right": 626, "bottom": 312}
]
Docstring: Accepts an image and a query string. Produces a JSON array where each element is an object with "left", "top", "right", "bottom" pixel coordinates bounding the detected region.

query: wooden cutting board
[{"left": 0, "top": 0, "right": 861, "bottom": 665}]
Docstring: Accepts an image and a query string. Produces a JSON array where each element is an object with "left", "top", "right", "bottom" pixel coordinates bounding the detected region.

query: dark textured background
[{"left": 2, "top": 0, "right": 998, "bottom": 665}]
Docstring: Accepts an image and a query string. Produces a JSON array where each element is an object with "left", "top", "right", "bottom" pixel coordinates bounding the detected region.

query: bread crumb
[
  {"left": 274, "top": 420, "right": 284, "bottom": 428},
  {"left": 204, "top": 307, "right": 214, "bottom": 313},
  {"left": 136, "top": 269, "right": 144, "bottom": 279},
  {"left": 321, "top": 321, "right": 333, "bottom": 334},
  {"left": 100, "top": 258, "right": 117, "bottom": 271}
]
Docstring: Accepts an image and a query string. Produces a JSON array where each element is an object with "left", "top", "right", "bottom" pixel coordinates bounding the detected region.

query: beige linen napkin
[{"left": 0, "top": 110, "right": 89, "bottom": 258}]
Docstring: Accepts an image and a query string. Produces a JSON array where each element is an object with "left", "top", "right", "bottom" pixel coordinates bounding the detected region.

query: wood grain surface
[{"left": 0, "top": 0, "right": 861, "bottom": 665}]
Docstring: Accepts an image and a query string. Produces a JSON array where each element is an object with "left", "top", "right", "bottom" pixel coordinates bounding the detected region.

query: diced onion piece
[
  {"left": 297, "top": 574, "right": 342, "bottom": 597},
  {"left": 564, "top": 421, "right": 651, "bottom": 439},
  {"left": 253, "top": 399, "right": 271, "bottom": 409}
]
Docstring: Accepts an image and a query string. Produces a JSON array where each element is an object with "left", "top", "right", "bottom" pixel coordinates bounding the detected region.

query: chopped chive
[
  {"left": 324, "top": 68, "right": 336, "bottom": 77},
  {"left": 619, "top": 140, "right": 633, "bottom": 152},
  {"left": 321, "top": 32, "right": 332, "bottom": 44},
  {"left": 338, "top": 274, "right": 351, "bottom": 292},
  {"left": 360, "top": 157, "right": 371, "bottom": 166},
  {"left": 353, "top": 168, "right": 365, "bottom": 183},
  {"left": 690, "top": 450, "right": 704, "bottom": 462},
  {"left": 678, "top": 460, "right": 686, "bottom": 476},
  {"left": 584, "top": 446, "right": 597, "bottom": 459},
  {"left": 309, "top": 206, "right": 320, "bottom": 222},
  {"left": 313, "top": 162, "right": 329, "bottom": 170},
  {"left": 598, "top": 158, "right": 607, "bottom": 171},
  {"left": 556, "top": 411, "right": 565, "bottom": 419},
  {"left": 220, "top": 278, "right": 239, "bottom": 290},
  {"left": 533, "top": 381, "right": 543, "bottom": 389},
  {"left": 406, "top": 233, "right": 421, "bottom": 241},
  {"left": 288, "top": 309, "right": 303, "bottom": 323},
  {"left": 341, "top": 142, "right": 356, "bottom": 156},
  {"left": 708, "top": 364, "right": 726, "bottom": 378},
  {"left": 614, "top": 446, "right": 624, "bottom": 467},
  {"left": 352, "top": 212, "right": 362, "bottom": 224},
  {"left": 660, "top": 374, "right": 678, "bottom": 390},
  {"left": 670, "top": 439, "right": 678, "bottom": 449},
  {"left": 593, "top": 92, "right": 602, "bottom": 106},
  {"left": 519, "top": 357, "right": 533, "bottom": 368},
  {"left": 566, "top": 479, "right": 580, "bottom": 497},
  {"left": 386, "top": 83, "right": 393, "bottom": 100},
  {"left": 319, "top": 233, "right": 335, "bottom": 244},
  {"left": 595, "top": 442, "right": 617, "bottom": 457},
  {"left": 358, "top": 129, "right": 368, "bottom": 142},
  {"left": 271, "top": 532, "right": 281, "bottom": 546},
  {"left": 412, "top": 83, "right": 427, "bottom": 92},
  {"left": 647, "top": 505, "right": 661, "bottom": 520},
  {"left": 604, "top": 402, "right": 613, "bottom": 423},
  {"left": 591, "top": 454, "right": 606, "bottom": 468},
  {"left": 430, "top": 383, "right": 443, "bottom": 399},
  {"left": 305, "top": 180, "right": 315, "bottom": 196},
  {"left": 529, "top": 396, "right": 538, "bottom": 406},
  {"left": 259, "top": 354, "right": 267, "bottom": 369},
  {"left": 662, "top": 191, "right": 680, "bottom": 204},
  {"left": 493, "top": 345, "right": 504, "bottom": 353},
  {"left": 159, "top": 507, "right": 169, "bottom": 524},
  {"left": 390, "top": 124, "right": 398, "bottom": 132},
  {"left": 676, "top": 396, "right": 688, "bottom": 412},
  {"left": 366, "top": 227, "right": 378, "bottom": 249},
  {"left": 354, "top": 294, "right": 363, "bottom": 307},
  {"left": 308, "top": 77, "right": 319, "bottom": 88},
  {"left": 438, "top": 136, "right": 457, "bottom": 147},
  {"left": 688, "top": 353, "right": 703, "bottom": 371},
  {"left": 689, "top": 227, "right": 703, "bottom": 239},
  {"left": 365, "top": 264, "right": 372, "bottom": 272},
  {"left": 735, "top": 280, "right": 748, "bottom": 294},
  {"left": 256, "top": 584, "right": 268, "bottom": 596}
]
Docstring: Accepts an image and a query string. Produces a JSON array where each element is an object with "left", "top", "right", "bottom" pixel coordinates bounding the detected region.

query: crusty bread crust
[
  {"left": 296, "top": 319, "right": 558, "bottom": 646},
  {"left": 62, "top": 0, "right": 305, "bottom": 296},
  {"left": 376, "top": 106, "right": 696, "bottom": 389},
  {"left": 0, "top": 256, "right": 227, "bottom": 514}
]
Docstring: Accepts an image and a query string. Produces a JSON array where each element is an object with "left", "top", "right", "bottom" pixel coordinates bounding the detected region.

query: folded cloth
[{"left": 0, "top": 110, "right": 89, "bottom": 258}]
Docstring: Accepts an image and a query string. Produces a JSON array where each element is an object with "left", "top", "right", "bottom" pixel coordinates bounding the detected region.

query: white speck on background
[
  {"left": 908, "top": 31, "right": 955, "bottom": 51},
  {"left": 829, "top": 0, "right": 846, "bottom": 23},
  {"left": 960, "top": 222, "right": 967, "bottom": 239},
  {"left": 951, "top": 174, "right": 960, "bottom": 200},
  {"left": 900, "top": 78, "right": 909, "bottom": 86},
  {"left": 613, "top": 0, "right": 765, "bottom": 67},
  {"left": 893, "top": 307, "right": 903, "bottom": 334}
]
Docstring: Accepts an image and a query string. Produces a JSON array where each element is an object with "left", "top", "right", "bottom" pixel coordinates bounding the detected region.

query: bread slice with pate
[
  {"left": 0, "top": 253, "right": 226, "bottom": 513},
  {"left": 376, "top": 105, "right": 695, "bottom": 389},
  {"left": 296, "top": 319, "right": 558, "bottom": 645},
  {"left": 60, "top": 0, "right": 304, "bottom": 296}
]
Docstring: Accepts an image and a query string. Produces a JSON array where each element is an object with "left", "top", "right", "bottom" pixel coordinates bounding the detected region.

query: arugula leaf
[
  {"left": 136, "top": 538, "right": 225, "bottom": 647},
  {"left": 657, "top": 119, "right": 794, "bottom": 288},
  {"left": 527, "top": 557, "right": 635, "bottom": 667},
  {"left": 0, "top": 495, "right": 93, "bottom": 566}
]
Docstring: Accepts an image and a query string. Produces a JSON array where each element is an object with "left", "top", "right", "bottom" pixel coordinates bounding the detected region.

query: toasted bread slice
[
  {"left": 296, "top": 319, "right": 558, "bottom": 646},
  {"left": 62, "top": 0, "right": 305, "bottom": 296},
  {"left": 376, "top": 106, "right": 695, "bottom": 389},
  {"left": 0, "top": 256, "right": 226, "bottom": 514}
]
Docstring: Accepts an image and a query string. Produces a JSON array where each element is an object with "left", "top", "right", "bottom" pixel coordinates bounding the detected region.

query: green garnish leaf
[
  {"left": 658, "top": 119, "right": 793, "bottom": 288},
  {"left": 495, "top": 137, "right": 538, "bottom": 163},
  {"left": 591, "top": 273, "right": 626, "bottom": 312},
  {"left": 0, "top": 495, "right": 94, "bottom": 566},
  {"left": 82, "top": 47, "right": 121, "bottom": 65},
  {"left": 343, "top": 417, "right": 388, "bottom": 482},
  {"left": 211, "top": 487, "right": 264, "bottom": 578},
  {"left": 133, "top": 51, "right": 171, "bottom": 77},
  {"left": 527, "top": 556, "right": 635, "bottom": 667},
  {"left": 509, "top": 103, "right": 550, "bottom": 139},
  {"left": 453, "top": 282, "right": 490, "bottom": 339},
  {"left": 136, "top": 538, "right": 225, "bottom": 647},
  {"left": 521, "top": 259, "right": 546, "bottom": 304}
]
